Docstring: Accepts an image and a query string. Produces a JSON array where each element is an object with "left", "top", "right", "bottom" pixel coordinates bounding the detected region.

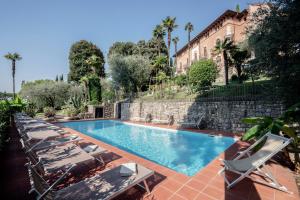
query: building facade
[{"left": 175, "top": 4, "right": 261, "bottom": 84}]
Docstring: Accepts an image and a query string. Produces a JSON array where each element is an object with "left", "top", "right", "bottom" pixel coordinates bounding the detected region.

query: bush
[
  {"left": 88, "top": 75, "right": 102, "bottom": 102},
  {"left": 231, "top": 74, "right": 238, "bottom": 82},
  {"left": 43, "top": 107, "right": 56, "bottom": 118},
  {"left": 189, "top": 59, "right": 218, "bottom": 90},
  {"left": 0, "top": 102, "right": 10, "bottom": 150},
  {"left": 175, "top": 74, "right": 187, "bottom": 87},
  {"left": 231, "top": 74, "right": 249, "bottom": 83},
  {"left": 20, "top": 80, "right": 76, "bottom": 110},
  {"left": 66, "top": 107, "right": 79, "bottom": 117},
  {"left": 24, "top": 102, "right": 37, "bottom": 118}
]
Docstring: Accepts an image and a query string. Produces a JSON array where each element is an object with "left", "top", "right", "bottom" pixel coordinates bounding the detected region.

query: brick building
[{"left": 175, "top": 4, "right": 262, "bottom": 84}]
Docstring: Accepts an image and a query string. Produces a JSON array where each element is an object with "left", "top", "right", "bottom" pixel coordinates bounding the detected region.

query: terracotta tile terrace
[
  {"left": 2, "top": 120, "right": 299, "bottom": 200},
  {"left": 63, "top": 120, "right": 300, "bottom": 200}
]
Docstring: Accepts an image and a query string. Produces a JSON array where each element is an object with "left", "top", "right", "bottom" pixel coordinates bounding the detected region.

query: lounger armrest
[{"left": 26, "top": 138, "right": 48, "bottom": 153}]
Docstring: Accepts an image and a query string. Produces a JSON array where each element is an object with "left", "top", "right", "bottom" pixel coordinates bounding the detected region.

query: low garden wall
[{"left": 120, "top": 100, "right": 285, "bottom": 133}]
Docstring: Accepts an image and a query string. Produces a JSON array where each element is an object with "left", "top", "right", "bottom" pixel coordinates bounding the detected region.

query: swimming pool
[{"left": 62, "top": 120, "right": 235, "bottom": 176}]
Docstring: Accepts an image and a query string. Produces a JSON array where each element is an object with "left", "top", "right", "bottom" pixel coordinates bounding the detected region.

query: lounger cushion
[
  {"left": 26, "top": 129, "right": 60, "bottom": 140},
  {"left": 37, "top": 144, "right": 94, "bottom": 174},
  {"left": 224, "top": 135, "right": 286, "bottom": 172},
  {"left": 55, "top": 165, "right": 153, "bottom": 200}
]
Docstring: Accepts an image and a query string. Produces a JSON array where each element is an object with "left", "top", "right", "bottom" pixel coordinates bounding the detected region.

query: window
[
  {"left": 226, "top": 25, "right": 232, "bottom": 36},
  {"left": 194, "top": 52, "right": 197, "bottom": 61},
  {"left": 216, "top": 38, "right": 221, "bottom": 46},
  {"left": 225, "top": 35, "right": 232, "bottom": 42},
  {"left": 216, "top": 56, "right": 221, "bottom": 65},
  {"left": 204, "top": 47, "right": 207, "bottom": 58}
]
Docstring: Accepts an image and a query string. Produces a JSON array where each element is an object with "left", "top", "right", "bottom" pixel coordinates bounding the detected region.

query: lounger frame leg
[
  {"left": 220, "top": 166, "right": 293, "bottom": 194},
  {"left": 143, "top": 180, "right": 150, "bottom": 194},
  {"left": 95, "top": 155, "right": 105, "bottom": 166},
  {"left": 137, "top": 179, "right": 151, "bottom": 195}
]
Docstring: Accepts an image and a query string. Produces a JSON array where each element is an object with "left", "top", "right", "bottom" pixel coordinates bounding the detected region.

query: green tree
[
  {"left": 68, "top": 40, "right": 105, "bottom": 82},
  {"left": 80, "top": 76, "right": 90, "bottom": 102},
  {"left": 153, "top": 24, "right": 166, "bottom": 56},
  {"left": 144, "top": 38, "right": 168, "bottom": 61},
  {"left": 109, "top": 54, "right": 151, "bottom": 95},
  {"left": 108, "top": 42, "right": 137, "bottom": 58},
  {"left": 230, "top": 47, "right": 250, "bottom": 83},
  {"left": 172, "top": 36, "right": 179, "bottom": 67},
  {"left": 214, "top": 38, "right": 236, "bottom": 85},
  {"left": 184, "top": 22, "right": 194, "bottom": 66},
  {"left": 236, "top": 4, "right": 240, "bottom": 13},
  {"left": 101, "top": 78, "right": 116, "bottom": 103},
  {"left": 4, "top": 53, "right": 22, "bottom": 99},
  {"left": 248, "top": 0, "right": 300, "bottom": 104},
  {"left": 189, "top": 59, "right": 218, "bottom": 90},
  {"left": 55, "top": 75, "right": 59, "bottom": 82},
  {"left": 19, "top": 80, "right": 72, "bottom": 110},
  {"left": 175, "top": 74, "right": 187, "bottom": 87},
  {"left": 152, "top": 55, "right": 168, "bottom": 78},
  {"left": 87, "top": 74, "right": 102, "bottom": 103},
  {"left": 162, "top": 16, "right": 178, "bottom": 67},
  {"left": 60, "top": 74, "right": 64, "bottom": 81}
]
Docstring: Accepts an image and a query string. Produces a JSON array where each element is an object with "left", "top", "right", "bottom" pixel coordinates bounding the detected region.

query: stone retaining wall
[
  {"left": 120, "top": 100, "right": 285, "bottom": 133},
  {"left": 103, "top": 103, "right": 114, "bottom": 118}
]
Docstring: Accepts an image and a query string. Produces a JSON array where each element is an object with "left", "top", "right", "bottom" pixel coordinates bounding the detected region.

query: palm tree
[
  {"left": 231, "top": 48, "right": 250, "bottom": 83},
  {"left": 172, "top": 37, "right": 179, "bottom": 67},
  {"left": 184, "top": 22, "right": 194, "bottom": 66},
  {"left": 153, "top": 55, "right": 168, "bottom": 77},
  {"left": 153, "top": 24, "right": 166, "bottom": 56},
  {"left": 4, "top": 53, "right": 22, "bottom": 99},
  {"left": 236, "top": 4, "right": 240, "bottom": 13},
  {"left": 214, "top": 38, "right": 236, "bottom": 85},
  {"left": 162, "top": 16, "right": 178, "bottom": 67}
]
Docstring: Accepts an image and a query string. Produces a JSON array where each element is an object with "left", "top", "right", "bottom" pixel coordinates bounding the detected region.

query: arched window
[
  {"left": 226, "top": 25, "right": 232, "bottom": 35},
  {"left": 216, "top": 38, "right": 221, "bottom": 46},
  {"left": 216, "top": 56, "right": 221, "bottom": 65},
  {"left": 204, "top": 47, "right": 207, "bottom": 58}
]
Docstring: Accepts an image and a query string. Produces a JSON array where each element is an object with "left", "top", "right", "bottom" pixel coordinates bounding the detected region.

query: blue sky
[{"left": 0, "top": 0, "right": 258, "bottom": 92}]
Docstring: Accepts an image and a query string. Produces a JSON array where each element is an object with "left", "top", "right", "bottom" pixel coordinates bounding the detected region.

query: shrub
[
  {"left": 188, "top": 59, "right": 218, "bottom": 90},
  {"left": 0, "top": 100, "right": 12, "bottom": 150},
  {"left": 88, "top": 75, "right": 102, "bottom": 102},
  {"left": 175, "top": 74, "right": 187, "bottom": 87},
  {"left": 62, "top": 105, "right": 79, "bottom": 117},
  {"left": 24, "top": 102, "right": 37, "bottom": 118},
  {"left": 231, "top": 74, "right": 238, "bottom": 82},
  {"left": 43, "top": 107, "right": 56, "bottom": 118},
  {"left": 66, "top": 107, "right": 79, "bottom": 117},
  {"left": 231, "top": 74, "right": 248, "bottom": 83},
  {"left": 20, "top": 80, "right": 75, "bottom": 110}
]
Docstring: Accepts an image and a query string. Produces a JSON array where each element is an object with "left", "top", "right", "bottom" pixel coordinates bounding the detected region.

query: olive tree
[
  {"left": 109, "top": 54, "right": 151, "bottom": 96},
  {"left": 20, "top": 80, "right": 78, "bottom": 110}
]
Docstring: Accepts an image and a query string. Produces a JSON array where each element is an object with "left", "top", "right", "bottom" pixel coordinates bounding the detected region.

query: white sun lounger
[
  {"left": 218, "top": 132, "right": 293, "bottom": 193},
  {"left": 24, "top": 134, "right": 83, "bottom": 152},
  {"left": 27, "top": 163, "right": 154, "bottom": 200},
  {"left": 177, "top": 114, "right": 205, "bottom": 129}
]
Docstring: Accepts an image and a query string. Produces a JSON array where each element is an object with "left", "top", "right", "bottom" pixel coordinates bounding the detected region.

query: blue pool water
[{"left": 62, "top": 120, "right": 235, "bottom": 176}]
